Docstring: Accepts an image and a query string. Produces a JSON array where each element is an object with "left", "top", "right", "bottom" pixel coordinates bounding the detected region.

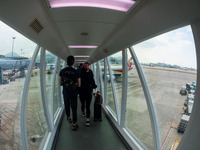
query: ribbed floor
[{"left": 54, "top": 97, "right": 127, "bottom": 150}]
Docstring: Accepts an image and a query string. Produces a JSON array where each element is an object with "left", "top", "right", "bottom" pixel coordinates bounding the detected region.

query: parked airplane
[{"left": 100, "top": 57, "right": 133, "bottom": 80}]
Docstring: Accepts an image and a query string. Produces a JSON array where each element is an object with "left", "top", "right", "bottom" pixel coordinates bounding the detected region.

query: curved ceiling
[{"left": 0, "top": 0, "right": 200, "bottom": 65}]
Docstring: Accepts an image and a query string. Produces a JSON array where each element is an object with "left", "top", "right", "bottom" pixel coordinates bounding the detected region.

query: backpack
[{"left": 63, "top": 77, "right": 76, "bottom": 91}]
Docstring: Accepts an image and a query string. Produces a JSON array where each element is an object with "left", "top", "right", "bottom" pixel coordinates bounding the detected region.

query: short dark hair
[
  {"left": 67, "top": 55, "right": 74, "bottom": 66},
  {"left": 80, "top": 63, "right": 83, "bottom": 67},
  {"left": 85, "top": 62, "right": 89, "bottom": 65}
]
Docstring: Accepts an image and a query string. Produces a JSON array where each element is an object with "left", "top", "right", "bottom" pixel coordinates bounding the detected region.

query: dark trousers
[
  {"left": 80, "top": 92, "right": 92, "bottom": 118},
  {"left": 63, "top": 92, "right": 78, "bottom": 124}
]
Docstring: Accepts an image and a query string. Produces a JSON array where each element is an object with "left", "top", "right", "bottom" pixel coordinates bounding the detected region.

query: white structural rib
[
  {"left": 106, "top": 57, "right": 120, "bottom": 122},
  {"left": 120, "top": 49, "right": 128, "bottom": 127},
  {"left": 129, "top": 47, "right": 160, "bottom": 150},
  {"left": 21, "top": 45, "right": 40, "bottom": 150},
  {"left": 40, "top": 48, "right": 53, "bottom": 131}
]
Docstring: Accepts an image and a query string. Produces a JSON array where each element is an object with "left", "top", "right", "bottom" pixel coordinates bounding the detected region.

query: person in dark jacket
[
  {"left": 59, "top": 56, "right": 81, "bottom": 130},
  {"left": 79, "top": 62, "right": 97, "bottom": 126}
]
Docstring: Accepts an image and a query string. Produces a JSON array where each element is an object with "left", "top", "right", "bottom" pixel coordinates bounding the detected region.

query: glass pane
[
  {"left": 93, "top": 63, "right": 97, "bottom": 84},
  {"left": 45, "top": 51, "right": 56, "bottom": 118},
  {"left": 26, "top": 50, "right": 48, "bottom": 149},
  {"left": 0, "top": 20, "right": 36, "bottom": 149},
  {"left": 106, "top": 60, "right": 117, "bottom": 117},
  {"left": 54, "top": 59, "right": 60, "bottom": 118},
  {"left": 133, "top": 25, "right": 197, "bottom": 150},
  {"left": 60, "top": 59, "right": 65, "bottom": 69},
  {"left": 125, "top": 50, "right": 154, "bottom": 149},
  {"left": 108, "top": 51, "right": 122, "bottom": 109},
  {"left": 99, "top": 60, "right": 105, "bottom": 98}
]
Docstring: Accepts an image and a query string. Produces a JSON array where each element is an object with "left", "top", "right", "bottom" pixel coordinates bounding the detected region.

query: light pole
[
  {"left": 12, "top": 37, "right": 16, "bottom": 57},
  {"left": 21, "top": 49, "right": 23, "bottom": 57}
]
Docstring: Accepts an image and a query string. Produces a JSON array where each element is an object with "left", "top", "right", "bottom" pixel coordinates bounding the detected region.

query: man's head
[
  {"left": 83, "top": 63, "right": 89, "bottom": 70},
  {"left": 80, "top": 63, "right": 83, "bottom": 68},
  {"left": 67, "top": 55, "right": 74, "bottom": 66}
]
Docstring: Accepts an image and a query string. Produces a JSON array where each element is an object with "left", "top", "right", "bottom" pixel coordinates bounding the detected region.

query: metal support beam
[
  {"left": 120, "top": 49, "right": 128, "bottom": 127},
  {"left": 129, "top": 47, "right": 160, "bottom": 150},
  {"left": 104, "top": 58, "right": 108, "bottom": 106},
  {"left": 21, "top": 45, "right": 40, "bottom": 150},
  {"left": 40, "top": 48, "right": 53, "bottom": 131},
  {"left": 51, "top": 56, "right": 58, "bottom": 124},
  {"left": 106, "top": 57, "right": 120, "bottom": 122}
]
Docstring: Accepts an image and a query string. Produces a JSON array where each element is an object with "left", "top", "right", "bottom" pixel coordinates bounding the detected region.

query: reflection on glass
[
  {"left": 60, "top": 59, "right": 65, "bottom": 69},
  {"left": 54, "top": 60, "right": 60, "bottom": 118},
  {"left": 99, "top": 60, "right": 104, "bottom": 99},
  {"left": 106, "top": 60, "right": 117, "bottom": 117},
  {"left": 125, "top": 50, "right": 154, "bottom": 149},
  {"left": 108, "top": 51, "right": 122, "bottom": 109},
  {"left": 133, "top": 25, "right": 197, "bottom": 150},
  {"left": 0, "top": 20, "right": 36, "bottom": 149},
  {"left": 45, "top": 51, "right": 56, "bottom": 118},
  {"left": 26, "top": 51, "right": 48, "bottom": 149}
]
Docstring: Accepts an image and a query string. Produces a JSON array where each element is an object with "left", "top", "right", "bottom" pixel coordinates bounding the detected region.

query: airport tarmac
[
  {"left": 0, "top": 66, "right": 197, "bottom": 150},
  {"left": 107, "top": 66, "right": 196, "bottom": 150}
]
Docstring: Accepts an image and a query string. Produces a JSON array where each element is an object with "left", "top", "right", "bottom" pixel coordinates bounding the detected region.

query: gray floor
[{"left": 54, "top": 97, "right": 128, "bottom": 150}]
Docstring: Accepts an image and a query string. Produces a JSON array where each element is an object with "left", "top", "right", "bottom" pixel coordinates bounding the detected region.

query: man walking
[{"left": 59, "top": 56, "right": 81, "bottom": 130}]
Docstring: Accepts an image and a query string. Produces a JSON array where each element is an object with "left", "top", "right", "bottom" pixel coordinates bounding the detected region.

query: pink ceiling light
[
  {"left": 74, "top": 55, "right": 90, "bottom": 58},
  {"left": 76, "top": 60, "right": 87, "bottom": 61},
  {"left": 68, "top": 45, "right": 98, "bottom": 48},
  {"left": 49, "top": 0, "right": 135, "bottom": 12}
]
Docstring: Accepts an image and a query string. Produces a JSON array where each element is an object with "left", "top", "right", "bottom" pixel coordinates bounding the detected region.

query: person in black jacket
[
  {"left": 80, "top": 62, "right": 97, "bottom": 126},
  {"left": 59, "top": 56, "right": 81, "bottom": 130}
]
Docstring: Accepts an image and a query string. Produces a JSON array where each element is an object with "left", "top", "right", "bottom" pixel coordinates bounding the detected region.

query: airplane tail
[{"left": 128, "top": 57, "right": 133, "bottom": 70}]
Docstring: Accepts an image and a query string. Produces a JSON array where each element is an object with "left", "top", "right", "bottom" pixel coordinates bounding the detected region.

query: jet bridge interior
[{"left": 0, "top": 0, "right": 200, "bottom": 150}]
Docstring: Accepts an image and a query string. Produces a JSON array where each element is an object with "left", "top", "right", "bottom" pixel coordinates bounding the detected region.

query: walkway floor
[{"left": 54, "top": 97, "right": 128, "bottom": 150}]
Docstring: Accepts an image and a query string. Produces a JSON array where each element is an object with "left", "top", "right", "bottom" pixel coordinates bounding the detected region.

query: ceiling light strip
[
  {"left": 68, "top": 45, "right": 98, "bottom": 49},
  {"left": 49, "top": 0, "right": 135, "bottom": 12},
  {"left": 74, "top": 55, "right": 90, "bottom": 58},
  {"left": 76, "top": 60, "right": 87, "bottom": 61}
]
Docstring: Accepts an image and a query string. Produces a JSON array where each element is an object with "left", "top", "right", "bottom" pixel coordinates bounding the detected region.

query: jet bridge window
[
  {"left": 133, "top": 25, "right": 197, "bottom": 150},
  {"left": 0, "top": 20, "right": 37, "bottom": 149},
  {"left": 125, "top": 50, "right": 154, "bottom": 150},
  {"left": 26, "top": 49, "right": 48, "bottom": 149},
  {"left": 45, "top": 51, "right": 57, "bottom": 119}
]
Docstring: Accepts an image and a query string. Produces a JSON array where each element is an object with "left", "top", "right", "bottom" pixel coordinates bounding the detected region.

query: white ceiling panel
[
  {"left": 70, "top": 48, "right": 96, "bottom": 55},
  {"left": 50, "top": 7, "right": 126, "bottom": 24},
  {"left": 56, "top": 22, "right": 116, "bottom": 46}
]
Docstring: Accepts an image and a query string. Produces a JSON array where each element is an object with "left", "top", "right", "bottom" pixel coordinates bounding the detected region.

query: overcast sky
[
  {"left": 0, "top": 20, "right": 197, "bottom": 68},
  {"left": 0, "top": 21, "right": 36, "bottom": 58},
  {"left": 111, "top": 25, "right": 196, "bottom": 69}
]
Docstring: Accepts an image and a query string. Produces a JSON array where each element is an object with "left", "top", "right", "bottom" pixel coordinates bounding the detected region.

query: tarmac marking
[
  {"left": 1, "top": 117, "right": 14, "bottom": 128},
  {"left": 160, "top": 112, "right": 180, "bottom": 149},
  {"left": 3, "top": 109, "right": 15, "bottom": 118},
  {"left": 0, "top": 144, "right": 7, "bottom": 150},
  {"left": 0, "top": 128, "right": 23, "bottom": 149},
  {"left": 27, "top": 117, "right": 40, "bottom": 124},
  {"left": 0, "top": 134, "right": 14, "bottom": 150},
  {"left": 0, "top": 110, "right": 15, "bottom": 123},
  {"left": 1, "top": 124, "right": 9, "bottom": 130},
  {"left": 1, "top": 122, "right": 37, "bottom": 149}
]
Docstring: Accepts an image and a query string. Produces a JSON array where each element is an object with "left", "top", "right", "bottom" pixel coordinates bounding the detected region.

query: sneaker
[
  {"left": 86, "top": 121, "right": 90, "bottom": 126},
  {"left": 82, "top": 112, "right": 86, "bottom": 117},
  {"left": 72, "top": 124, "right": 78, "bottom": 130},
  {"left": 67, "top": 117, "right": 72, "bottom": 123}
]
